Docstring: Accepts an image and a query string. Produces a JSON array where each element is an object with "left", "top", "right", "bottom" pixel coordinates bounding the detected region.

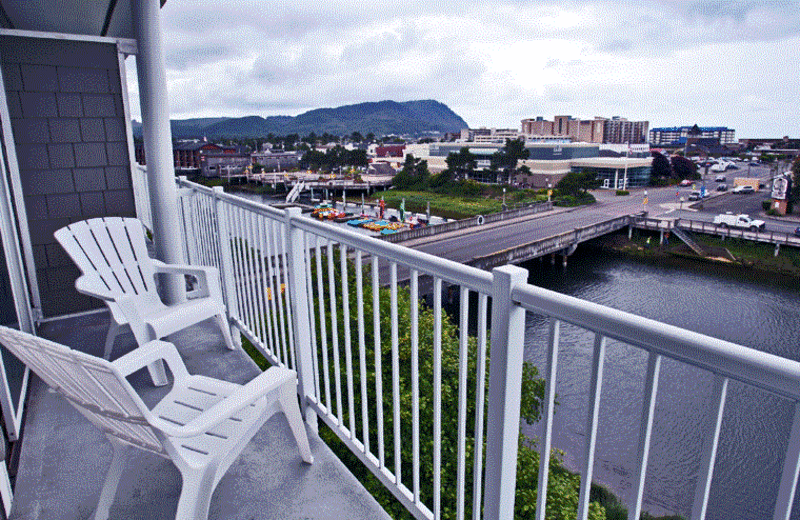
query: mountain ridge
[{"left": 132, "top": 100, "right": 468, "bottom": 138}]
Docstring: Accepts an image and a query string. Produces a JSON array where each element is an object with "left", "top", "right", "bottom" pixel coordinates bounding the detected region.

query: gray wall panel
[{"left": 1, "top": 35, "right": 136, "bottom": 317}]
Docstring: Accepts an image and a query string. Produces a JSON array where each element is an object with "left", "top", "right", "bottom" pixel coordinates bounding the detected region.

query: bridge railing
[
  {"left": 172, "top": 177, "right": 800, "bottom": 520},
  {"left": 631, "top": 216, "right": 800, "bottom": 247},
  {"left": 676, "top": 219, "right": 800, "bottom": 246},
  {"left": 470, "top": 214, "right": 631, "bottom": 269}
]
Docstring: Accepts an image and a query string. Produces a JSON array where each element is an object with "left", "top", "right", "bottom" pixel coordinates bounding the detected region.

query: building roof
[
  {"left": 571, "top": 157, "right": 653, "bottom": 168},
  {"left": 367, "top": 162, "right": 396, "bottom": 176},
  {"left": 173, "top": 141, "right": 222, "bottom": 152},
  {"left": 650, "top": 126, "right": 734, "bottom": 132},
  {"left": 0, "top": 0, "right": 166, "bottom": 39}
]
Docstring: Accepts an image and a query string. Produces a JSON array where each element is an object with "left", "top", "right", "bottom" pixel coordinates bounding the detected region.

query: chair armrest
[
  {"left": 151, "top": 260, "right": 217, "bottom": 280},
  {"left": 150, "top": 367, "right": 297, "bottom": 438},
  {"left": 112, "top": 340, "right": 189, "bottom": 381},
  {"left": 151, "top": 260, "right": 223, "bottom": 302},
  {"left": 75, "top": 275, "right": 116, "bottom": 301}
]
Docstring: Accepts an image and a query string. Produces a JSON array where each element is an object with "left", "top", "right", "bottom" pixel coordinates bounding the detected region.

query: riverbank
[{"left": 591, "top": 229, "right": 800, "bottom": 279}]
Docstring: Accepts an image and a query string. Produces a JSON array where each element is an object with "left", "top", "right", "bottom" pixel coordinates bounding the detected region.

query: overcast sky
[{"left": 126, "top": 0, "right": 800, "bottom": 138}]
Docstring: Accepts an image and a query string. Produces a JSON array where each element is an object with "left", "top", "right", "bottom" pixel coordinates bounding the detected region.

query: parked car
[
  {"left": 680, "top": 179, "right": 693, "bottom": 187},
  {"left": 716, "top": 183, "right": 728, "bottom": 191},
  {"left": 733, "top": 185, "right": 755, "bottom": 194},
  {"left": 715, "top": 174, "right": 726, "bottom": 182},
  {"left": 688, "top": 190, "right": 705, "bottom": 201},
  {"left": 713, "top": 212, "right": 766, "bottom": 231}
]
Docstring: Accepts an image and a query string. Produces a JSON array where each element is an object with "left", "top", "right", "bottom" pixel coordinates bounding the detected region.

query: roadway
[{"left": 403, "top": 163, "right": 798, "bottom": 265}]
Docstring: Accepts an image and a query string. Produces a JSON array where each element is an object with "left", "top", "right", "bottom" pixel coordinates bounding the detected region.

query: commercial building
[
  {"left": 199, "top": 147, "right": 251, "bottom": 178},
  {"left": 520, "top": 115, "right": 649, "bottom": 144},
  {"left": 427, "top": 141, "right": 599, "bottom": 160},
  {"left": 649, "top": 124, "right": 736, "bottom": 146},
  {"left": 570, "top": 157, "right": 653, "bottom": 189},
  {"left": 416, "top": 141, "right": 652, "bottom": 187},
  {"left": 251, "top": 150, "right": 300, "bottom": 172},
  {"left": 135, "top": 140, "right": 251, "bottom": 176},
  {"left": 459, "top": 127, "right": 521, "bottom": 143}
]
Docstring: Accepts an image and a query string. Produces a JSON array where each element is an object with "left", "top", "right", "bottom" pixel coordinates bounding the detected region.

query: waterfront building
[
  {"left": 251, "top": 150, "right": 300, "bottom": 172},
  {"left": 199, "top": 148, "right": 251, "bottom": 178}
]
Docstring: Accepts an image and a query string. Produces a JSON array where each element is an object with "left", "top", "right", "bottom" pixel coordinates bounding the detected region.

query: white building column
[{"left": 132, "top": 0, "right": 185, "bottom": 304}]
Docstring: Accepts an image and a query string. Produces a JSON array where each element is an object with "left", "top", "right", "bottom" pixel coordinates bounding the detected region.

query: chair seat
[
  {"left": 152, "top": 375, "right": 269, "bottom": 467},
  {"left": 143, "top": 297, "right": 224, "bottom": 341}
]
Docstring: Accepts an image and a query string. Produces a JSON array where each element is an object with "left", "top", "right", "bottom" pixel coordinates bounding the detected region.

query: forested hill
[{"left": 132, "top": 100, "right": 469, "bottom": 138}]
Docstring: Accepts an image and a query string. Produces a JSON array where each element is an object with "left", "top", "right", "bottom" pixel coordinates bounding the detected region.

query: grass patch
[{"left": 372, "top": 189, "right": 546, "bottom": 219}]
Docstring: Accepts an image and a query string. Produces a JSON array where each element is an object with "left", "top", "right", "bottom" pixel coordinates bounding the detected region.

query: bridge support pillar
[
  {"left": 775, "top": 243, "right": 781, "bottom": 257},
  {"left": 660, "top": 230, "right": 664, "bottom": 245},
  {"left": 628, "top": 225, "right": 633, "bottom": 240}
]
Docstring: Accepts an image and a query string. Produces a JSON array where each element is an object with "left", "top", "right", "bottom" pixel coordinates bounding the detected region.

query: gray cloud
[{"left": 123, "top": 0, "right": 800, "bottom": 137}]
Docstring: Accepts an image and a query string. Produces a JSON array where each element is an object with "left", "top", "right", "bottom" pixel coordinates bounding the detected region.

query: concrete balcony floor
[{"left": 10, "top": 311, "right": 390, "bottom": 520}]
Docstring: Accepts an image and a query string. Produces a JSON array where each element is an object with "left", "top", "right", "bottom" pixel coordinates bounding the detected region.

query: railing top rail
[
  {"left": 177, "top": 177, "right": 287, "bottom": 219},
  {"left": 512, "top": 283, "right": 800, "bottom": 400}
]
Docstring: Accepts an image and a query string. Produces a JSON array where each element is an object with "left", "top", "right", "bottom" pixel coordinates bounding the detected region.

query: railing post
[
  {"left": 284, "top": 207, "right": 318, "bottom": 431},
  {"left": 213, "top": 186, "right": 241, "bottom": 348},
  {"left": 484, "top": 264, "right": 529, "bottom": 520}
]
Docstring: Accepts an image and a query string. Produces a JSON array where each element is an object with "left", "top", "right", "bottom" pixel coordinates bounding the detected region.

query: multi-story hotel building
[{"left": 520, "top": 115, "right": 649, "bottom": 144}]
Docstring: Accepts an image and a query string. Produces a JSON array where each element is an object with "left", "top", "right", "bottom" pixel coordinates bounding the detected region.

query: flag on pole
[{"left": 399, "top": 198, "right": 406, "bottom": 222}]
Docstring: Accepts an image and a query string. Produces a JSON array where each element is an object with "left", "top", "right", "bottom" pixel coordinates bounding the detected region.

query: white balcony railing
[{"left": 171, "top": 176, "right": 800, "bottom": 520}]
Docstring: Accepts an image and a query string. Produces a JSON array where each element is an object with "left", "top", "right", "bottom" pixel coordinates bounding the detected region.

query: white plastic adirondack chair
[
  {"left": 54, "top": 217, "right": 235, "bottom": 383},
  {"left": 0, "top": 326, "right": 313, "bottom": 520}
]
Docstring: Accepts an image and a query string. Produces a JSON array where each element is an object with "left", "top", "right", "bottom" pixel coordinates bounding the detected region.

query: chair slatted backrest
[
  {"left": 0, "top": 327, "right": 165, "bottom": 454},
  {"left": 54, "top": 218, "right": 158, "bottom": 301}
]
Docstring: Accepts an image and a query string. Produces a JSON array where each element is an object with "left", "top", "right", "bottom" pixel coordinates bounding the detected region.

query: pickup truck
[{"left": 713, "top": 213, "right": 766, "bottom": 231}]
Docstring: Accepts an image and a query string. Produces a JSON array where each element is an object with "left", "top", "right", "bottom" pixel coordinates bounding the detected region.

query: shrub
[
  {"left": 554, "top": 193, "right": 596, "bottom": 207},
  {"left": 616, "top": 190, "right": 630, "bottom": 196},
  {"left": 762, "top": 200, "right": 772, "bottom": 211}
]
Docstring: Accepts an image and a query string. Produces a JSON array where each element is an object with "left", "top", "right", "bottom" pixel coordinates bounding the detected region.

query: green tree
[
  {"left": 347, "top": 148, "right": 369, "bottom": 168},
  {"left": 445, "top": 147, "right": 477, "bottom": 181},
  {"left": 556, "top": 170, "right": 600, "bottom": 197},
  {"left": 492, "top": 138, "right": 530, "bottom": 184},
  {"left": 650, "top": 152, "right": 671, "bottom": 180},
  {"left": 670, "top": 155, "right": 699, "bottom": 180},
  {"left": 789, "top": 157, "right": 800, "bottom": 213},
  {"left": 393, "top": 154, "right": 431, "bottom": 190}
]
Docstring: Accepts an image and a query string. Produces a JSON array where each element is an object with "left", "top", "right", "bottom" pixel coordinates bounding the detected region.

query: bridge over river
[{"left": 390, "top": 191, "right": 800, "bottom": 273}]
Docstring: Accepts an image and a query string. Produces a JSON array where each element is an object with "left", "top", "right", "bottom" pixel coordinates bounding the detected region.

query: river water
[{"left": 518, "top": 247, "right": 800, "bottom": 519}]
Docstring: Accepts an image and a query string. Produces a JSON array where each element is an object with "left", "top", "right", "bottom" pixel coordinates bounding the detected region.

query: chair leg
[
  {"left": 214, "top": 313, "right": 237, "bottom": 350},
  {"left": 103, "top": 322, "right": 120, "bottom": 360},
  {"left": 175, "top": 465, "right": 216, "bottom": 520},
  {"left": 279, "top": 386, "right": 314, "bottom": 464},
  {"left": 146, "top": 360, "right": 169, "bottom": 386},
  {"left": 93, "top": 442, "right": 128, "bottom": 520}
]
